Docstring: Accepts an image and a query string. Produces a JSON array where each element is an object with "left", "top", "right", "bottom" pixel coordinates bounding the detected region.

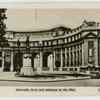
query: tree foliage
[{"left": 0, "top": 8, "right": 9, "bottom": 47}]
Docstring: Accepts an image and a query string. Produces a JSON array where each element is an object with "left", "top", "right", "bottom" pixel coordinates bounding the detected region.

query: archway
[
  {"left": 13, "top": 51, "right": 23, "bottom": 71},
  {"left": 43, "top": 51, "right": 52, "bottom": 67},
  {"left": 31, "top": 52, "right": 39, "bottom": 70},
  {"left": 47, "top": 54, "right": 53, "bottom": 68}
]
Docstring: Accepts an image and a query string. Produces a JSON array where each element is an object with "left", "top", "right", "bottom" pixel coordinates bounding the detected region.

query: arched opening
[
  {"left": 43, "top": 52, "right": 52, "bottom": 67},
  {"left": 13, "top": 51, "right": 23, "bottom": 71},
  {"left": 31, "top": 52, "right": 39, "bottom": 70},
  {"left": 47, "top": 54, "right": 53, "bottom": 68},
  {"left": 34, "top": 54, "right": 39, "bottom": 70}
]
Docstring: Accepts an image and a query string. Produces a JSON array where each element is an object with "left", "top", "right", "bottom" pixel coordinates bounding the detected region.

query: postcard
[{"left": 0, "top": 3, "right": 100, "bottom": 96}]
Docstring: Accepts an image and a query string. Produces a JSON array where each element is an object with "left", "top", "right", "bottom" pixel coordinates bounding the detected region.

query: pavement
[{"left": 0, "top": 72, "right": 91, "bottom": 82}]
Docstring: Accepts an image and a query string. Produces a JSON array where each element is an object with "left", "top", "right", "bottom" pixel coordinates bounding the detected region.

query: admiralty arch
[{"left": 0, "top": 20, "right": 100, "bottom": 75}]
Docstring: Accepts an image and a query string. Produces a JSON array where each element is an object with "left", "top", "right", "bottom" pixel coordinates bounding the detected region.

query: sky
[{"left": 5, "top": 8, "right": 100, "bottom": 31}]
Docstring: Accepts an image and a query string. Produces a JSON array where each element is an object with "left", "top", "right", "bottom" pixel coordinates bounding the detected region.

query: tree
[{"left": 0, "top": 8, "right": 9, "bottom": 48}]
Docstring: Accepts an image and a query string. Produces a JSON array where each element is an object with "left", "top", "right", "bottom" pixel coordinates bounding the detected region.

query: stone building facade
[{"left": 0, "top": 20, "right": 100, "bottom": 75}]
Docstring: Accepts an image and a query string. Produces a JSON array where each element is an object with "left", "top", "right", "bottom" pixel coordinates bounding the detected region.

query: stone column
[
  {"left": 69, "top": 47, "right": 71, "bottom": 67},
  {"left": 73, "top": 47, "right": 74, "bottom": 67},
  {"left": 79, "top": 46, "right": 80, "bottom": 66},
  {"left": 2, "top": 51, "right": 4, "bottom": 72},
  {"left": 76, "top": 46, "right": 78, "bottom": 66},
  {"left": 84, "top": 40, "right": 88, "bottom": 65},
  {"left": 65, "top": 48, "right": 67, "bottom": 67},
  {"left": 52, "top": 49, "right": 56, "bottom": 72},
  {"left": 94, "top": 40, "right": 98, "bottom": 66},
  {"left": 10, "top": 50, "right": 13, "bottom": 72},
  {"left": 60, "top": 49, "right": 63, "bottom": 71},
  {"left": 82, "top": 43, "right": 84, "bottom": 66},
  {"left": 53, "top": 50, "right": 56, "bottom": 68},
  {"left": 38, "top": 49, "right": 43, "bottom": 74}
]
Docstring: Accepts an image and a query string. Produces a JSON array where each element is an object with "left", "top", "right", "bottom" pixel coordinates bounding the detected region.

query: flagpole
[{"left": 35, "top": 8, "right": 37, "bottom": 30}]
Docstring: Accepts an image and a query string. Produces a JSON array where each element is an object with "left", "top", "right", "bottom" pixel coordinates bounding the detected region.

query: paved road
[{"left": 0, "top": 79, "right": 100, "bottom": 86}]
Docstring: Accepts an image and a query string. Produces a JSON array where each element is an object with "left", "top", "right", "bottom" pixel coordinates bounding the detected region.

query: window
[
  {"left": 44, "top": 41, "right": 47, "bottom": 46},
  {"left": 30, "top": 43, "right": 33, "bottom": 46},
  {"left": 69, "top": 37, "right": 71, "bottom": 42},
  {"left": 34, "top": 42, "right": 39, "bottom": 46},
  {"left": 58, "top": 30, "right": 64, "bottom": 36},
  {"left": 53, "top": 32, "right": 57, "bottom": 37},
  {"left": 48, "top": 41, "right": 51, "bottom": 45},
  {"left": 56, "top": 54, "right": 60, "bottom": 61},
  {"left": 69, "top": 68, "right": 73, "bottom": 71},
  {"left": 72, "top": 36, "right": 74, "bottom": 41},
  {"left": 58, "top": 39, "right": 63, "bottom": 44},
  {"left": 65, "top": 38, "right": 67, "bottom": 43},
  {"left": 53, "top": 40, "right": 57, "bottom": 45}
]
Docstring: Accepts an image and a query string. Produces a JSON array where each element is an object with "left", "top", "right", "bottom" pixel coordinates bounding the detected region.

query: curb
[{"left": 0, "top": 77, "right": 90, "bottom": 83}]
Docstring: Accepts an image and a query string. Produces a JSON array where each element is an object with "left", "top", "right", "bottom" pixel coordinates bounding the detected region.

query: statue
[
  {"left": 17, "top": 39, "right": 20, "bottom": 49},
  {"left": 26, "top": 36, "right": 30, "bottom": 51}
]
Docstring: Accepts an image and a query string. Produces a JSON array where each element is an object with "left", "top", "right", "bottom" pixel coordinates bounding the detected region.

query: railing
[
  {"left": 42, "top": 67, "right": 50, "bottom": 71},
  {"left": 53, "top": 67, "right": 59, "bottom": 71},
  {"left": 62, "top": 68, "right": 68, "bottom": 71}
]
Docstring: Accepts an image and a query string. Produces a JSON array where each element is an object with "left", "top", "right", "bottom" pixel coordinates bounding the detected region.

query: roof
[{"left": 6, "top": 26, "right": 71, "bottom": 34}]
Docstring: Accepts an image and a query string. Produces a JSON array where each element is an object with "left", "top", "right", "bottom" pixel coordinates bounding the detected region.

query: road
[{"left": 0, "top": 79, "right": 100, "bottom": 86}]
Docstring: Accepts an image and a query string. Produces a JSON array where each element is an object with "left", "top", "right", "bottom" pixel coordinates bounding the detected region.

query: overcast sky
[{"left": 5, "top": 8, "right": 100, "bottom": 31}]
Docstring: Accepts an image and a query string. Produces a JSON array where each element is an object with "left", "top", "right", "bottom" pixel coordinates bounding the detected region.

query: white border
[{"left": 0, "top": 1, "right": 100, "bottom": 100}]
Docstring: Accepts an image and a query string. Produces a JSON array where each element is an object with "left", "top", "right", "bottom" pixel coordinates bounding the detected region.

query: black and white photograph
[{"left": 0, "top": 3, "right": 100, "bottom": 96}]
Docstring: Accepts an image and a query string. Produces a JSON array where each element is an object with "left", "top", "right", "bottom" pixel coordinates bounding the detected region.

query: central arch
[
  {"left": 43, "top": 51, "right": 53, "bottom": 68},
  {"left": 13, "top": 51, "right": 23, "bottom": 71},
  {"left": 31, "top": 52, "right": 39, "bottom": 71}
]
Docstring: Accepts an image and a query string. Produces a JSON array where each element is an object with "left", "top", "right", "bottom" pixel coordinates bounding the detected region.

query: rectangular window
[
  {"left": 34, "top": 42, "right": 39, "bottom": 46},
  {"left": 58, "top": 39, "right": 63, "bottom": 44},
  {"left": 48, "top": 41, "right": 51, "bottom": 45},
  {"left": 44, "top": 41, "right": 47, "bottom": 46},
  {"left": 53, "top": 40, "right": 57, "bottom": 45},
  {"left": 65, "top": 38, "right": 67, "bottom": 43},
  {"left": 53, "top": 32, "right": 57, "bottom": 37}
]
